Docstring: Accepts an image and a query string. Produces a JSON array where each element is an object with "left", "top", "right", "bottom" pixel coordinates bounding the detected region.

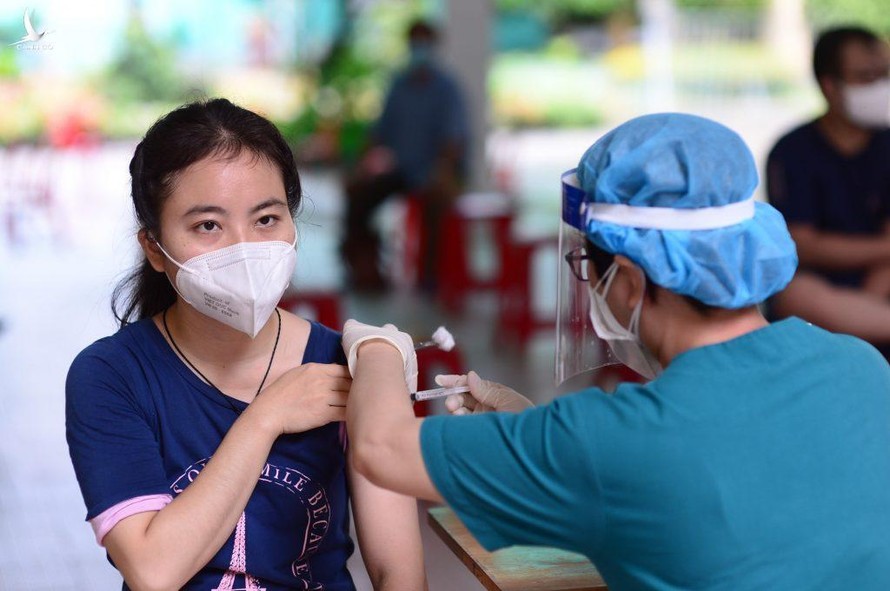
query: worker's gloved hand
[
  {"left": 437, "top": 371, "right": 534, "bottom": 415},
  {"left": 342, "top": 319, "right": 418, "bottom": 392}
]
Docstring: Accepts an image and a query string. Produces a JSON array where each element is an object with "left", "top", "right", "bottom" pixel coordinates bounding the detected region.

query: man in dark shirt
[
  {"left": 767, "top": 26, "right": 890, "bottom": 351},
  {"left": 340, "top": 19, "right": 468, "bottom": 292}
]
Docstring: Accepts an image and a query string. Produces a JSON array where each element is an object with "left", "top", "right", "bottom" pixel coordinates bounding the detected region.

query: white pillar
[
  {"left": 763, "top": 0, "right": 812, "bottom": 83},
  {"left": 442, "top": 0, "right": 493, "bottom": 191},
  {"left": 639, "top": 0, "right": 676, "bottom": 112}
]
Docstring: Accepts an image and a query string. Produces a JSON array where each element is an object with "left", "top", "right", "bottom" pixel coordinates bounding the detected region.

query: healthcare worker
[{"left": 342, "top": 113, "right": 890, "bottom": 590}]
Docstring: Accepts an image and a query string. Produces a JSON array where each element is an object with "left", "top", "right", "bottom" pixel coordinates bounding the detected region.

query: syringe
[{"left": 410, "top": 385, "right": 470, "bottom": 402}]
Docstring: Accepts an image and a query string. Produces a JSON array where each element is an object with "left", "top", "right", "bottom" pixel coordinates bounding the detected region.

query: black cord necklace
[{"left": 163, "top": 307, "right": 281, "bottom": 413}]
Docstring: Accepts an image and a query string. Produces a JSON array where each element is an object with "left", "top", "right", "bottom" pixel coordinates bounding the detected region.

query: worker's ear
[
  {"left": 138, "top": 229, "right": 166, "bottom": 273},
  {"left": 613, "top": 255, "right": 646, "bottom": 309}
]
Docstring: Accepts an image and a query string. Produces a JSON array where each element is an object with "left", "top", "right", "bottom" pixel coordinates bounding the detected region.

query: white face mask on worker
[
  {"left": 843, "top": 79, "right": 890, "bottom": 128},
  {"left": 587, "top": 263, "right": 662, "bottom": 380},
  {"left": 155, "top": 238, "right": 297, "bottom": 338}
]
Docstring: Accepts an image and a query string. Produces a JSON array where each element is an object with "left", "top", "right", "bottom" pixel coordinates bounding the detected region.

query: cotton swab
[
  {"left": 414, "top": 325, "right": 455, "bottom": 352},
  {"left": 411, "top": 326, "right": 461, "bottom": 402}
]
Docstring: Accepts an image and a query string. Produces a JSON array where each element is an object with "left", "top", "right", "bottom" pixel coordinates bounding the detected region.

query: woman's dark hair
[
  {"left": 111, "top": 98, "right": 302, "bottom": 326},
  {"left": 585, "top": 238, "right": 716, "bottom": 315}
]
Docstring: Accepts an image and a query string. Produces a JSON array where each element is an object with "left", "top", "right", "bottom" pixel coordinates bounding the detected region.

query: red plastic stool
[
  {"left": 278, "top": 290, "right": 342, "bottom": 329},
  {"left": 413, "top": 346, "right": 465, "bottom": 417},
  {"left": 439, "top": 192, "right": 515, "bottom": 310},
  {"left": 497, "top": 235, "right": 560, "bottom": 349},
  {"left": 398, "top": 192, "right": 515, "bottom": 309},
  {"left": 396, "top": 196, "right": 425, "bottom": 290}
]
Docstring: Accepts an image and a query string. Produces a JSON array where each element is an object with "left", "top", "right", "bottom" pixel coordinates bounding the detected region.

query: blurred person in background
[
  {"left": 340, "top": 18, "right": 468, "bottom": 292},
  {"left": 66, "top": 99, "right": 426, "bottom": 591},
  {"left": 342, "top": 113, "right": 890, "bottom": 590},
  {"left": 767, "top": 26, "right": 890, "bottom": 355}
]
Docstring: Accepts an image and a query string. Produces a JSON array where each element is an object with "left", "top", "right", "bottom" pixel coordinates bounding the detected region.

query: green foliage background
[
  {"left": 495, "top": 0, "right": 635, "bottom": 25},
  {"left": 2, "top": 0, "right": 888, "bottom": 145},
  {"left": 806, "top": 0, "right": 890, "bottom": 35}
]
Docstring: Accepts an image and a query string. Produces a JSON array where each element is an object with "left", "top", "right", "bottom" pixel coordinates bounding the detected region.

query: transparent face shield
[
  {"left": 555, "top": 167, "right": 761, "bottom": 389},
  {"left": 555, "top": 169, "right": 616, "bottom": 389}
]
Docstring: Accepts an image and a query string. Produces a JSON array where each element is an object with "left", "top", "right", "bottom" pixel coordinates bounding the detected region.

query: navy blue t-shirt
[
  {"left": 66, "top": 318, "right": 356, "bottom": 591},
  {"left": 766, "top": 120, "right": 890, "bottom": 287}
]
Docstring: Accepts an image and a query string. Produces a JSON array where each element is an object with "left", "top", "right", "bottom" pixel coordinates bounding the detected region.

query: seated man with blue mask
[
  {"left": 340, "top": 19, "right": 468, "bottom": 291},
  {"left": 340, "top": 113, "right": 890, "bottom": 590}
]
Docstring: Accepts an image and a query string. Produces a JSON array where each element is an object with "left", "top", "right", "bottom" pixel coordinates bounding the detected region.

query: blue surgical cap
[{"left": 574, "top": 112, "right": 797, "bottom": 309}]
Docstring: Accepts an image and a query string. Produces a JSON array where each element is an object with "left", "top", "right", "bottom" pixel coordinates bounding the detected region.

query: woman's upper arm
[
  {"left": 352, "top": 415, "right": 444, "bottom": 502},
  {"left": 348, "top": 457, "right": 428, "bottom": 590}
]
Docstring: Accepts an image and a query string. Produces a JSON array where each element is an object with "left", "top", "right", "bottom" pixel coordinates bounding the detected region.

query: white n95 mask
[
  {"left": 588, "top": 263, "right": 662, "bottom": 380},
  {"left": 843, "top": 79, "right": 890, "bottom": 128},
  {"left": 156, "top": 238, "right": 297, "bottom": 338}
]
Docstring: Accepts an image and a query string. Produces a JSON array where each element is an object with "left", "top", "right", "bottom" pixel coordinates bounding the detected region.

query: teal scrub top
[{"left": 421, "top": 318, "right": 890, "bottom": 590}]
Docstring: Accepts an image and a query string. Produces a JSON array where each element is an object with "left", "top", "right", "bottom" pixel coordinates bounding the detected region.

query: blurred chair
[
  {"left": 393, "top": 191, "right": 516, "bottom": 310},
  {"left": 497, "top": 235, "right": 560, "bottom": 350},
  {"left": 437, "top": 191, "right": 515, "bottom": 310}
]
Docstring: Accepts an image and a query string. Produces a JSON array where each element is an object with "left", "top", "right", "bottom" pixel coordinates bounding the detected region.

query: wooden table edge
[{"left": 427, "top": 506, "right": 608, "bottom": 591}]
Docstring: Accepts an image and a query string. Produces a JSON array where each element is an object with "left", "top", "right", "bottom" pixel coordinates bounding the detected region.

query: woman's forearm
[
  {"left": 105, "top": 405, "right": 279, "bottom": 591},
  {"left": 349, "top": 463, "right": 428, "bottom": 591}
]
